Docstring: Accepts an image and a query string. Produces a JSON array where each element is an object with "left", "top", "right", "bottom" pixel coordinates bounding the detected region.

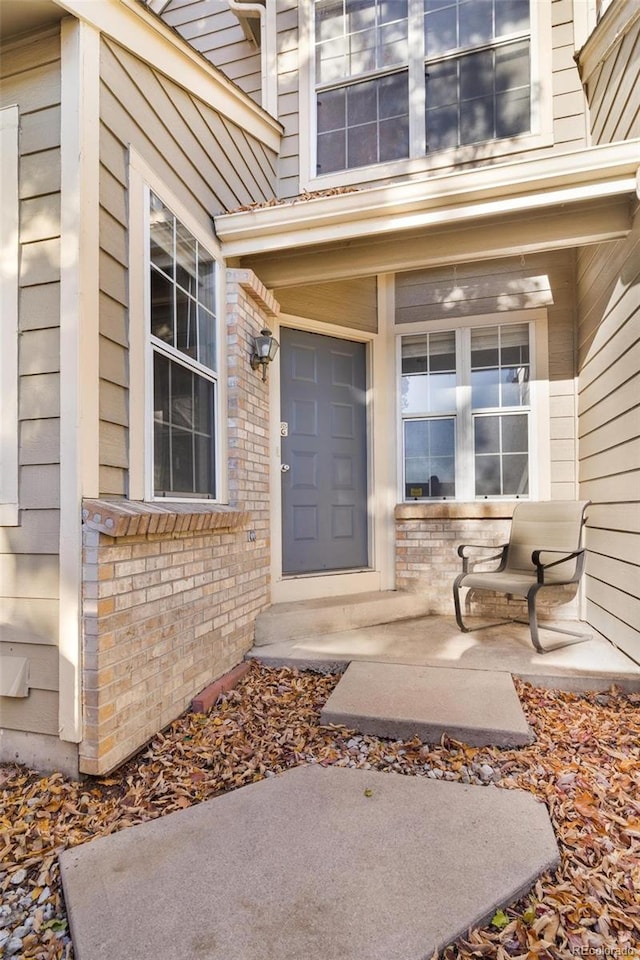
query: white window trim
[
  {"left": 0, "top": 105, "right": 20, "bottom": 526},
  {"left": 395, "top": 308, "right": 550, "bottom": 503},
  {"left": 299, "top": 0, "right": 553, "bottom": 192},
  {"left": 128, "top": 148, "right": 228, "bottom": 504}
]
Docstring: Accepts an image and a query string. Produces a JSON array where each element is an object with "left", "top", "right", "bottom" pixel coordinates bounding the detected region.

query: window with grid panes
[
  {"left": 314, "top": 0, "right": 531, "bottom": 174},
  {"left": 149, "top": 192, "right": 218, "bottom": 498},
  {"left": 401, "top": 322, "right": 531, "bottom": 499}
]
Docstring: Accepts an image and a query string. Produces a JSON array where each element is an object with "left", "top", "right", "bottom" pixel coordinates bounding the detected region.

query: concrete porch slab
[
  {"left": 60, "top": 766, "right": 559, "bottom": 960},
  {"left": 254, "top": 590, "right": 432, "bottom": 646},
  {"left": 321, "top": 661, "right": 534, "bottom": 747},
  {"left": 248, "top": 615, "right": 640, "bottom": 693}
]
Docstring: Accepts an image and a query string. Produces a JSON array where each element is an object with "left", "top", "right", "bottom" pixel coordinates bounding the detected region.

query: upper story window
[
  {"left": 316, "top": 1, "right": 410, "bottom": 172},
  {"left": 149, "top": 192, "right": 219, "bottom": 499},
  {"left": 314, "top": 0, "right": 531, "bottom": 175},
  {"left": 401, "top": 321, "right": 532, "bottom": 500}
]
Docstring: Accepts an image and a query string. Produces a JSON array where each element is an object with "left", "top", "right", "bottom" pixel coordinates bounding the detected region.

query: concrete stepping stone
[
  {"left": 60, "top": 765, "right": 558, "bottom": 960},
  {"left": 321, "top": 661, "right": 534, "bottom": 747}
]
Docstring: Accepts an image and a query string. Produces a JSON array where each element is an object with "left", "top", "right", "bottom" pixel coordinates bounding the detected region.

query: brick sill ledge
[
  {"left": 82, "top": 499, "right": 249, "bottom": 538},
  {"left": 395, "top": 501, "right": 519, "bottom": 521}
]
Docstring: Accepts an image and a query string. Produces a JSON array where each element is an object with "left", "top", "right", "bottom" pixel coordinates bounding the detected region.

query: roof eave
[{"left": 215, "top": 141, "right": 640, "bottom": 256}]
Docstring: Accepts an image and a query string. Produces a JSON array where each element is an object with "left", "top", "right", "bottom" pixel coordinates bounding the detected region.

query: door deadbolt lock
[{"left": 281, "top": 464, "right": 291, "bottom": 472}]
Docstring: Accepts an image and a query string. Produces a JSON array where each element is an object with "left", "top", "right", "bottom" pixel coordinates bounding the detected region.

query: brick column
[{"left": 78, "top": 270, "right": 280, "bottom": 775}]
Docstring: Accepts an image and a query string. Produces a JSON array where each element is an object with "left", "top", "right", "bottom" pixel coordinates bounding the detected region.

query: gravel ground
[{"left": 1, "top": 663, "right": 639, "bottom": 959}]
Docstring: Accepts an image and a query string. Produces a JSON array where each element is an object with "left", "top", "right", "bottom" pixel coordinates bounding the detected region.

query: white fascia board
[
  {"left": 52, "top": 0, "right": 282, "bottom": 152},
  {"left": 577, "top": 0, "right": 640, "bottom": 80},
  {"left": 147, "top": 0, "right": 172, "bottom": 13},
  {"left": 216, "top": 140, "right": 640, "bottom": 256}
]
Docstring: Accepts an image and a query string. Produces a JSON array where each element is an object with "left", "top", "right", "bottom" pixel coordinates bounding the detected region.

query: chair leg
[
  {"left": 453, "top": 576, "right": 469, "bottom": 632},
  {"left": 526, "top": 585, "right": 593, "bottom": 653},
  {"left": 527, "top": 587, "right": 545, "bottom": 654},
  {"left": 453, "top": 577, "right": 511, "bottom": 634}
]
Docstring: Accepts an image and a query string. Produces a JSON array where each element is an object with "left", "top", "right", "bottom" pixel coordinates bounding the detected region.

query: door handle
[{"left": 281, "top": 464, "right": 290, "bottom": 473}]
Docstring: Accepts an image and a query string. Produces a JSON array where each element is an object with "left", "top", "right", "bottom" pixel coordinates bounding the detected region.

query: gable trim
[{"left": 53, "top": 0, "right": 282, "bottom": 151}]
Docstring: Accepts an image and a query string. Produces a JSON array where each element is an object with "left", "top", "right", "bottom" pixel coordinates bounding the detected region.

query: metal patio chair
[{"left": 453, "top": 500, "right": 592, "bottom": 653}]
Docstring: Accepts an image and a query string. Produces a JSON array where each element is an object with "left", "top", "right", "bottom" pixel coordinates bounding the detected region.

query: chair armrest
[
  {"left": 531, "top": 548, "right": 585, "bottom": 584},
  {"left": 457, "top": 543, "right": 508, "bottom": 574}
]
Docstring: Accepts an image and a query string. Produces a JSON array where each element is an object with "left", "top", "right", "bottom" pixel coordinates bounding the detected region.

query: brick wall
[
  {"left": 396, "top": 502, "right": 580, "bottom": 621},
  {"left": 79, "top": 270, "right": 279, "bottom": 775}
]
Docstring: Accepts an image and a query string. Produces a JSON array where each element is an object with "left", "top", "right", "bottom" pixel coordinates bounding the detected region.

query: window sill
[
  {"left": 303, "top": 131, "right": 555, "bottom": 193},
  {"left": 395, "top": 501, "right": 518, "bottom": 521},
  {"left": 82, "top": 499, "right": 249, "bottom": 538}
]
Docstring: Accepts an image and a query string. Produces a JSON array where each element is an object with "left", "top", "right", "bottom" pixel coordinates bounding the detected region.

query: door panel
[{"left": 281, "top": 329, "right": 368, "bottom": 575}]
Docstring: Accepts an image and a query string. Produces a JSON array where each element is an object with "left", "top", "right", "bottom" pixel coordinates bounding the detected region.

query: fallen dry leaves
[
  {"left": 229, "top": 184, "right": 361, "bottom": 213},
  {"left": 1, "top": 663, "right": 638, "bottom": 959}
]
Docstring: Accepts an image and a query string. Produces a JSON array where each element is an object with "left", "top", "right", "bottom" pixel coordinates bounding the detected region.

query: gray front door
[{"left": 280, "top": 329, "right": 368, "bottom": 575}]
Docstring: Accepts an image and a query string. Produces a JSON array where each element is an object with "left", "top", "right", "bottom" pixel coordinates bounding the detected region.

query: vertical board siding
[
  {"left": 98, "top": 35, "right": 278, "bottom": 495},
  {"left": 577, "top": 210, "right": 640, "bottom": 663},
  {"left": 395, "top": 251, "right": 578, "bottom": 495},
  {"left": 0, "top": 30, "right": 62, "bottom": 735}
]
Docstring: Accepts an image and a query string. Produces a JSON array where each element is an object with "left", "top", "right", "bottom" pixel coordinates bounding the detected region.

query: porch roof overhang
[{"left": 216, "top": 141, "right": 639, "bottom": 287}]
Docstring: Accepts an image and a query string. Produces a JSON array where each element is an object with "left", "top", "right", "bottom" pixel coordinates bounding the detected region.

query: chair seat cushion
[{"left": 459, "top": 571, "right": 539, "bottom": 597}]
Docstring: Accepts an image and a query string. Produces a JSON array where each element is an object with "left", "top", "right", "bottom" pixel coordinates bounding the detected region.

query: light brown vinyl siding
[
  {"left": 584, "top": 13, "right": 640, "bottom": 144},
  {"left": 277, "top": 277, "right": 378, "bottom": 331},
  {"left": 0, "top": 29, "right": 61, "bottom": 735},
  {"left": 162, "top": 0, "right": 263, "bottom": 104},
  {"left": 577, "top": 212, "right": 640, "bottom": 662},
  {"left": 275, "top": 1, "right": 300, "bottom": 199},
  {"left": 396, "top": 251, "right": 578, "bottom": 498},
  {"left": 98, "top": 35, "right": 278, "bottom": 495},
  {"left": 550, "top": 0, "right": 589, "bottom": 148}
]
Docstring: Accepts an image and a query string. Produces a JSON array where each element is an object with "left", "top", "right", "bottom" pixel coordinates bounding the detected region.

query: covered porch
[
  {"left": 217, "top": 139, "right": 640, "bottom": 666},
  {"left": 248, "top": 591, "right": 640, "bottom": 694}
]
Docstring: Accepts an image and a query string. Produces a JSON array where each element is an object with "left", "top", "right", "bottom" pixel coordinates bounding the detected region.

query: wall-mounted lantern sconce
[{"left": 251, "top": 328, "right": 279, "bottom": 382}]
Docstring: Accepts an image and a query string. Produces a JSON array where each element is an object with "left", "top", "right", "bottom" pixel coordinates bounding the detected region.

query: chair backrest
[{"left": 506, "top": 500, "right": 590, "bottom": 581}]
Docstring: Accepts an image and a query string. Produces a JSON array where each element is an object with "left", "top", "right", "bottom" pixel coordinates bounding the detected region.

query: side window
[
  {"left": 401, "top": 331, "right": 457, "bottom": 498},
  {"left": 0, "top": 106, "right": 19, "bottom": 524},
  {"left": 312, "top": 0, "right": 531, "bottom": 176},
  {"left": 148, "top": 192, "right": 219, "bottom": 499},
  {"left": 470, "top": 323, "right": 530, "bottom": 497},
  {"left": 401, "top": 321, "right": 532, "bottom": 500}
]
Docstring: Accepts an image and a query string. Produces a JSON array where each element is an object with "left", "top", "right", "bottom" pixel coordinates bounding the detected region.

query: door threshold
[
  {"left": 282, "top": 567, "right": 372, "bottom": 581},
  {"left": 271, "top": 569, "right": 383, "bottom": 603}
]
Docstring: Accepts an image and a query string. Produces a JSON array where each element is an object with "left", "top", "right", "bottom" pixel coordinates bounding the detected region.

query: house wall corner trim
[
  {"left": 59, "top": 16, "right": 101, "bottom": 744},
  {"left": 0, "top": 106, "right": 20, "bottom": 526}
]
